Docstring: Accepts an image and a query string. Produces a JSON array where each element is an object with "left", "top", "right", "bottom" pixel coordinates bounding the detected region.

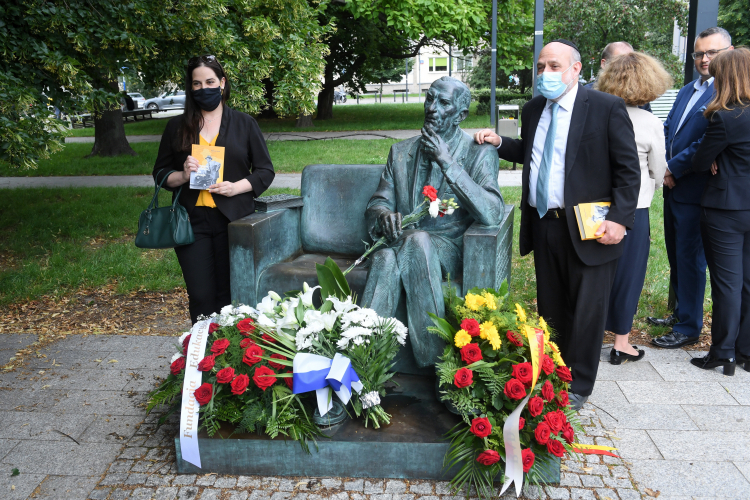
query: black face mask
[{"left": 192, "top": 87, "right": 222, "bottom": 111}]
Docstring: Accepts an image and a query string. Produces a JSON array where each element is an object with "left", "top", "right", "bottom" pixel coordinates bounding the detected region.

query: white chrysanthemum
[
  {"left": 429, "top": 199, "right": 440, "bottom": 218},
  {"left": 341, "top": 308, "right": 378, "bottom": 329},
  {"left": 391, "top": 319, "right": 408, "bottom": 345},
  {"left": 220, "top": 304, "right": 235, "bottom": 315},
  {"left": 178, "top": 331, "right": 190, "bottom": 343},
  {"left": 171, "top": 353, "right": 183, "bottom": 363},
  {"left": 300, "top": 283, "right": 321, "bottom": 307},
  {"left": 295, "top": 325, "right": 319, "bottom": 351},
  {"left": 236, "top": 304, "right": 255, "bottom": 315},
  {"left": 219, "top": 314, "right": 238, "bottom": 327}
]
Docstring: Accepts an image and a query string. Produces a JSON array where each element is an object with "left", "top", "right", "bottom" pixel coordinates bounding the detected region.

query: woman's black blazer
[
  {"left": 692, "top": 105, "right": 750, "bottom": 210},
  {"left": 152, "top": 106, "right": 275, "bottom": 222}
]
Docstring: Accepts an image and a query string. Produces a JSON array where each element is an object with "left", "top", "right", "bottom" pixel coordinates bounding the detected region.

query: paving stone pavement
[{"left": 1, "top": 335, "right": 748, "bottom": 499}]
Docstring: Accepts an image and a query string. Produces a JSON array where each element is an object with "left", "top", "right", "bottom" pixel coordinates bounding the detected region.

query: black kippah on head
[{"left": 550, "top": 39, "right": 580, "bottom": 53}]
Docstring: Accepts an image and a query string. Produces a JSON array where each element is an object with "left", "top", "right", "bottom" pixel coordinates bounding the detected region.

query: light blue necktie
[{"left": 536, "top": 102, "right": 559, "bottom": 218}]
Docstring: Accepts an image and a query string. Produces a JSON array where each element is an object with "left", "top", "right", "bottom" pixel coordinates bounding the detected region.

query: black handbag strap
[{"left": 150, "top": 169, "right": 184, "bottom": 211}]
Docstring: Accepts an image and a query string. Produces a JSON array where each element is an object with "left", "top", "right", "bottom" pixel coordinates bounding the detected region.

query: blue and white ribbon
[{"left": 292, "top": 352, "right": 363, "bottom": 416}]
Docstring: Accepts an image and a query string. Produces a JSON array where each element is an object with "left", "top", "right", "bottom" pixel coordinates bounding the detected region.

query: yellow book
[
  {"left": 190, "top": 144, "right": 225, "bottom": 190},
  {"left": 574, "top": 202, "right": 611, "bottom": 240}
]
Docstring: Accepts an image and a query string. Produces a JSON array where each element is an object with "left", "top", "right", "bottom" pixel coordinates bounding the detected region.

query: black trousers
[
  {"left": 531, "top": 211, "right": 618, "bottom": 397},
  {"left": 700, "top": 207, "right": 750, "bottom": 359},
  {"left": 175, "top": 207, "right": 231, "bottom": 324}
]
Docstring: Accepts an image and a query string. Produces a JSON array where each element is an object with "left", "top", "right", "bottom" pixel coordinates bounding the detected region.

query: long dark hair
[{"left": 177, "top": 55, "right": 231, "bottom": 151}]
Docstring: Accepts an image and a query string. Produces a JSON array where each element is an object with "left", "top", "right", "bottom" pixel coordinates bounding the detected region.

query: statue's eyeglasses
[
  {"left": 189, "top": 55, "right": 217, "bottom": 65},
  {"left": 691, "top": 47, "right": 730, "bottom": 60}
]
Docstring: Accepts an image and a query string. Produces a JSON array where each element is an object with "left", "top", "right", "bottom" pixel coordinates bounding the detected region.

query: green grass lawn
[{"left": 66, "top": 118, "right": 173, "bottom": 137}]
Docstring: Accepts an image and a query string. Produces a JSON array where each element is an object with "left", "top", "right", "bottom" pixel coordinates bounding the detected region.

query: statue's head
[{"left": 424, "top": 76, "right": 471, "bottom": 137}]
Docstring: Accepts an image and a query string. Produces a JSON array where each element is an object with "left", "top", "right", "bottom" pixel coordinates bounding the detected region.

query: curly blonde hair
[{"left": 595, "top": 52, "right": 673, "bottom": 106}]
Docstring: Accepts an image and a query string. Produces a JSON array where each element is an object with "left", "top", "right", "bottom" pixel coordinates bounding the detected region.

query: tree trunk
[
  {"left": 316, "top": 86, "right": 335, "bottom": 120},
  {"left": 87, "top": 108, "right": 137, "bottom": 157},
  {"left": 295, "top": 113, "right": 314, "bottom": 128},
  {"left": 257, "top": 78, "right": 278, "bottom": 119}
]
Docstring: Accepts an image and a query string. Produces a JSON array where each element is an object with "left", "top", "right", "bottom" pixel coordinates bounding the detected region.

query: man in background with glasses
[{"left": 649, "top": 27, "right": 734, "bottom": 349}]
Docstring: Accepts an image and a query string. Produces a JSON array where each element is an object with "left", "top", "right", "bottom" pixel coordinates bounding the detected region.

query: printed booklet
[{"left": 190, "top": 145, "right": 225, "bottom": 190}]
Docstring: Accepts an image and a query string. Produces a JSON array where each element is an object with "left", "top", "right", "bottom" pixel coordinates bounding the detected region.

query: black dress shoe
[
  {"left": 647, "top": 314, "right": 678, "bottom": 327},
  {"left": 690, "top": 353, "right": 736, "bottom": 376},
  {"left": 610, "top": 346, "right": 645, "bottom": 365},
  {"left": 651, "top": 331, "right": 700, "bottom": 349},
  {"left": 736, "top": 352, "right": 750, "bottom": 372},
  {"left": 569, "top": 392, "right": 588, "bottom": 411}
]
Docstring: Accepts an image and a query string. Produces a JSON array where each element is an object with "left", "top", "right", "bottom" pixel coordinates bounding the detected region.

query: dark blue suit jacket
[{"left": 663, "top": 79, "right": 715, "bottom": 204}]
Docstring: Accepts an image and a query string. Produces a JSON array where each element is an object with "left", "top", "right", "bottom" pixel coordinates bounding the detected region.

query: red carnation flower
[
  {"left": 210, "top": 338, "right": 230, "bottom": 356},
  {"left": 182, "top": 334, "right": 191, "bottom": 354},
  {"left": 239, "top": 338, "right": 255, "bottom": 349},
  {"left": 562, "top": 423, "right": 575, "bottom": 444},
  {"left": 170, "top": 356, "right": 186, "bottom": 376},
  {"left": 534, "top": 422, "right": 551, "bottom": 445},
  {"left": 470, "top": 417, "right": 492, "bottom": 438},
  {"left": 476, "top": 449, "right": 500, "bottom": 466},
  {"left": 522, "top": 448, "right": 535, "bottom": 472},
  {"left": 242, "top": 345, "right": 264, "bottom": 366},
  {"left": 527, "top": 396, "right": 544, "bottom": 417},
  {"left": 506, "top": 330, "right": 524, "bottom": 347},
  {"left": 557, "top": 390, "right": 569, "bottom": 408},
  {"left": 261, "top": 334, "right": 276, "bottom": 343},
  {"left": 556, "top": 366, "right": 573, "bottom": 382},
  {"left": 194, "top": 382, "right": 213, "bottom": 405},
  {"left": 231, "top": 374, "right": 250, "bottom": 395},
  {"left": 519, "top": 417, "right": 525, "bottom": 430},
  {"left": 422, "top": 185, "right": 438, "bottom": 202},
  {"left": 236, "top": 318, "right": 256, "bottom": 335},
  {"left": 546, "top": 438, "right": 566, "bottom": 457},
  {"left": 460, "top": 343, "right": 483, "bottom": 364},
  {"left": 216, "top": 367, "right": 235, "bottom": 384},
  {"left": 253, "top": 366, "right": 277, "bottom": 391},
  {"left": 541, "top": 380, "right": 555, "bottom": 402},
  {"left": 544, "top": 410, "right": 565, "bottom": 434},
  {"left": 541, "top": 354, "right": 555, "bottom": 375},
  {"left": 454, "top": 367, "right": 474, "bottom": 388},
  {"left": 197, "top": 355, "right": 216, "bottom": 372},
  {"left": 208, "top": 323, "right": 220, "bottom": 334},
  {"left": 511, "top": 362, "right": 534, "bottom": 387},
  {"left": 461, "top": 318, "right": 481, "bottom": 337},
  {"left": 268, "top": 353, "right": 287, "bottom": 370},
  {"left": 504, "top": 378, "right": 527, "bottom": 400},
  {"left": 284, "top": 372, "right": 294, "bottom": 391}
]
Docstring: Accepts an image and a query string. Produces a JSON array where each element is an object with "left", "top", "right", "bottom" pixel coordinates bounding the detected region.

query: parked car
[
  {"left": 143, "top": 90, "right": 186, "bottom": 111},
  {"left": 334, "top": 89, "right": 347, "bottom": 104},
  {"left": 127, "top": 93, "right": 146, "bottom": 109}
]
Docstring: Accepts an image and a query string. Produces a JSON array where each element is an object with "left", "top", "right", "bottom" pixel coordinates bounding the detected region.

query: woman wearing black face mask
[{"left": 152, "top": 55, "right": 275, "bottom": 323}]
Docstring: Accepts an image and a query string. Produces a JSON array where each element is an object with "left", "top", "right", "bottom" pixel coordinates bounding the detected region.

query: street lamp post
[{"left": 490, "top": 0, "right": 497, "bottom": 127}]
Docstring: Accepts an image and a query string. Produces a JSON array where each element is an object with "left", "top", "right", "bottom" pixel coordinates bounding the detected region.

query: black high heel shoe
[
  {"left": 690, "top": 353, "right": 736, "bottom": 376},
  {"left": 610, "top": 345, "right": 645, "bottom": 365},
  {"left": 737, "top": 352, "right": 750, "bottom": 372}
]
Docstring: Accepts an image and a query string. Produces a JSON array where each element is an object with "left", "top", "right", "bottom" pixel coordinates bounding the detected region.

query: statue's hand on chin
[
  {"left": 420, "top": 126, "right": 453, "bottom": 170},
  {"left": 377, "top": 211, "right": 403, "bottom": 242}
]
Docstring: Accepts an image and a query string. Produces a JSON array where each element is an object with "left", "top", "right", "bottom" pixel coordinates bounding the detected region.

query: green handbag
[{"left": 135, "top": 170, "right": 195, "bottom": 249}]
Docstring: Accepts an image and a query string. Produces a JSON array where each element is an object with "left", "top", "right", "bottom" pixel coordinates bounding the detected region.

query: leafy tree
[{"left": 719, "top": 0, "right": 750, "bottom": 47}]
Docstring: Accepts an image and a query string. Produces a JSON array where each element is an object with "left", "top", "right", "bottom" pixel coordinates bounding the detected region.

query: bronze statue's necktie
[{"left": 536, "top": 102, "right": 559, "bottom": 218}]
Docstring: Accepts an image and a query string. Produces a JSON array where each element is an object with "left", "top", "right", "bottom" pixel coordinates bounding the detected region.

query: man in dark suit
[
  {"left": 475, "top": 39, "right": 641, "bottom": 410},
  {"left": 648, "top": 27, "right": 734, "bottom": 348},
  {"left": 585, "top": 42, "right": 652, "bottom": 113}
]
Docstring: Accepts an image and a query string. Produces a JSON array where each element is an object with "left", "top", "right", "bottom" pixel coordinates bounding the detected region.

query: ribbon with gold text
[{"left": 179, "top": 319, "right": 211, "bottom": 468}]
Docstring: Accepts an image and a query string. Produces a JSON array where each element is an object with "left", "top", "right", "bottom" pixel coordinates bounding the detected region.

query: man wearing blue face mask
[{"left": 474, "top": 39, "right": 641, "bottom": 410}]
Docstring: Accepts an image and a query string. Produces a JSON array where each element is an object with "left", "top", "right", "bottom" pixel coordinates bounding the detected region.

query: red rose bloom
[
  {"left": 504, "top": 378, "right": 527, "bottom": 400},
  {"left": 216, "top": 367, "right": 235, "bottom": 384},
  {"left": 242, "top": 345, "right": 264, "bottom": 366},
  {"left": 541, "top": 355, "right": 555, "bottom": 375},
  {"left": 210, "top": 338, "right": 230, "bottom": 355},
  {"left": 562, "top": 423, "right": 575, "bottom": 444},
  {"left": 519, "top": 417, "right": 525, "bottom": 430},
  {"left": 546, "top": 438, "right": 566, "bottom": 457},
  {"left": 253, "top": 366, "right": 277, "bottom": 391},
  {"left": 506, "top": 330, "right": 523, "bottom": 347},
  {"left": 522, "top": 448, "right": 535, "bottom": 472},
  {"left": 262, "top": 333, "right": 276, "bottom": 343},
  {"left": 236, "top": 318, "right": 255, "bottom": 334},
  {"left": 511, "top": 362, "right": 533, "bottom": 387},
  {"left": 527, "top": 396, "right": 544, "bottom": 417},
  {"left": 476, "top": 449, "right": 500, "bottom": 466},
  {"left": 170, "top": 356, "right": 186, "bottom": 375},
  {"left": 268, "top": 353, "right": 287, "bottom": 370},
  {"left": 182, "top": 334, "right": 191, "bottom": 354},
  {"left": 197, "top": 355, "right": 216, "bottom": 372},
  {"left": 231, "top": 374, "right": 250, "bottom": 395},
  {"left": 208, "top": 323, "right": 220, "bottom": 334},
  {"left": 239, "top": 338, "right": 255, "bottom": 349},
  {"left": 470, "top": 417, "right": 492, "bottom": 438},
  {"left": 541, "top": 380, "right": 555, "bottom": 402},
  {"left": 557, "top": 390, "right": 569, "bottom": 408},
  {"left": 194, "top": 382, "right": 213, "bottom": 405},
  {"left": 544, "top": 410, "right": 565, "bottom": 434},
  {"left": 422, "top": 185, "right": 438, "bottom": 202},
  {"left": 461, "top": 318, "right": 481, "bottom": 337},
  {"left": 460, "top": 343, "right": 483, "bottom": 364},
  {"left": 454, "top": 368, "right": 474, "bottom": 388},
  {"left": 284, "top": 372, "right": 293, "bottom": 391},
  {"left": 556, "top": 366, "right": 573, "bottom": 382},
  {"left": 534, "top": 422, "right": 551, "bottom": 445}
]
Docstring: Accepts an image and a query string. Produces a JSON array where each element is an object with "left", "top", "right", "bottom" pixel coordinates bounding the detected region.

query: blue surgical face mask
[{"left": 536, "top": 64, "right": 574, "bottom": 100}]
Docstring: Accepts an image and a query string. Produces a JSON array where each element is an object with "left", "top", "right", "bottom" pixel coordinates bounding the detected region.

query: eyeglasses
[
  {"left": 188, "top": 55, "right": 217, "bottom": 65},
  {"left": 691, "top": 47, "right": 730, "bottom": 60}
]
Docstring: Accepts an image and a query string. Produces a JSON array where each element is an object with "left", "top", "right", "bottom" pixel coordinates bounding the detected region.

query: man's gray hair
[
  {"left": 570, "top": 47, "right": 581, "bottom": 64},
  {"left": 601, "top": 41, "right": 633, "bottom": 61},
  {"left": 436, "top": 76, "right": 471, "bottom": 113},
  {"left": 696, "top": 27, "right": 732, "bottom": 46}
]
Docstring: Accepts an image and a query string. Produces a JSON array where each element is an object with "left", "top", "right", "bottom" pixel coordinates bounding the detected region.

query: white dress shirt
[
  {"left": 676, "top": 77, "right": 714, "bottom": 132},
  {"left": 528, "top": 84, "right": 578, "bottom": 209}
]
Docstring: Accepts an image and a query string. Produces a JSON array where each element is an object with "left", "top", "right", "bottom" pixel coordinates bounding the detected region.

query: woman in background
[{"left": 595, "top": 52, "right": 672, "bottom": 364}]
